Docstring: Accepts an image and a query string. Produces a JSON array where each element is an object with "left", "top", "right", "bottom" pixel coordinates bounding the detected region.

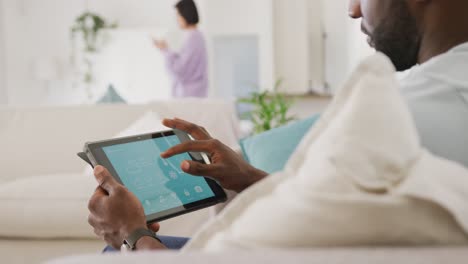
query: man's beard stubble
[{"left": 368, "top": 1, "right": 421, "bottom": 71}]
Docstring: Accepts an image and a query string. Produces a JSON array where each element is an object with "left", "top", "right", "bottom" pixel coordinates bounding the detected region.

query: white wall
[
  {"left": 322, "top": 0, "right": 373, "bottom": 91},
  {"left": 323, "top": 0, "right": 349, "bottom": 91},
  {"left": 347, "top": 19, "right": 374, "bottom": 72},
  {"left": 1, "top": 0, "right": 374, "bottom": 105},
  {"left": 2, "top": 0, "right": 180, "bottom": 106},
  {"left": 273, "top": 0, "right": 311, "bottom": 94},
  {"left": 0, "top": 0, "right": 6, "bottom": 104},
  {"left": 4, "top": 0, "right": 83, "bottom": 105},
  {"left": 2, "top": 0, "right": 279, "bottom": 105},
  {"left": 308, "top": 0, "right": 325, "bottom": 92},
  {"left": 273, "top": 0, "right": 325, "bottom": 94}
]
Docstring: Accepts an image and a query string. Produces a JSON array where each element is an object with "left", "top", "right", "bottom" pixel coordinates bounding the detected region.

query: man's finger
[
  {"left": 148, "top": 222, "right": 161, "bottom": 233},
  {"left": 162, "top": 118, "right": 212, "bottom": 140},
  {"left": 161, "top": 140, "right": 213, "bottom": 158},
  {"left": 181, "top": 160, "right": 221, "bottom": 177},
  {"left": 93, "top": 166, "right": 119, "bottom": 194}
]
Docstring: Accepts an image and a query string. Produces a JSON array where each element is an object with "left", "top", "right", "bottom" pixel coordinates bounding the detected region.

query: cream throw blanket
[{"left": 183, "top": 54, "right": 468, "bottom": 251}]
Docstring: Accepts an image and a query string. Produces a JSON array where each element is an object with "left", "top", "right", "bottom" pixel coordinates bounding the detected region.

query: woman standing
[{"left": 154, "top": 0, "right": 208, "bottom": 98}]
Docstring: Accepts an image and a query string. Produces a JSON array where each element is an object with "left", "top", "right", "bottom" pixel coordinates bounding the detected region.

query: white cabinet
[{"left": 198, "top": 0, "right": 275, "bottom": 97}]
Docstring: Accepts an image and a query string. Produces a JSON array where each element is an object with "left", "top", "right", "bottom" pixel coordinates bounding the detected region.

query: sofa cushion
[
  {"left": 0, "top": 99, "right": 240, "bottom": 182},
  {"left": 182, "top": 54, "right": 468, "bottom": 251},
  {"left": 0, "top": 173, "right": 96, "bottom": 238},
  {"left": 0, "top": 111, "right": 213, "bottom": 239},
  {"left": 240, "top": 115, "right": 320, "bottom": 174},
  {"left": 111, "top": 110, "right": 166, "bottom": 136},
  {"left": 0, "top": 171, "right": 215, "bottom": 239},
  {"left": 0, "top": 111, "right": 167, "bottom": 239}
]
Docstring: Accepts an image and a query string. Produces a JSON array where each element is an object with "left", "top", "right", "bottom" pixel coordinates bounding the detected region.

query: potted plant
[
  {"left": 239, "top": 80, "right": 297, "bottom": 135},
  {"left": 70, "top": 12, "right": 118, "bottom": 89},
  {"left": 71, "top": 11, "right": 118, "bottom": 53}
]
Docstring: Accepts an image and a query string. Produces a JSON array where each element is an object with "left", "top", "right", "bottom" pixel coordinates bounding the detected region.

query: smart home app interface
[{"left": 103, "top": 135, "right": 215, "bottom": 215}]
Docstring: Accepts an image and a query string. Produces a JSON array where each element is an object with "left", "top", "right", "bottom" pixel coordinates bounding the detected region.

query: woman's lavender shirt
[{"left": 162, "top": 29, "right": 208, "bottom": 98}]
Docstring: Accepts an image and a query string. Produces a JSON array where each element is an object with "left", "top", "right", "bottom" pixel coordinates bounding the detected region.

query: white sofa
[
  {"left": 0, "top": 99, "right": 241, "bottom": 264},
  {"left": 48, "top": 248, "right": 468, "bottom": 264},
  {"left": 2, "top": 99, "right": 467, "bottom": 264}
]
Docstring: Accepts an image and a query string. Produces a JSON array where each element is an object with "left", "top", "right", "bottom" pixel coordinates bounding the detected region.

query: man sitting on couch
[{"left": 87, "top": 0, "right": 468, "bottom": 251}]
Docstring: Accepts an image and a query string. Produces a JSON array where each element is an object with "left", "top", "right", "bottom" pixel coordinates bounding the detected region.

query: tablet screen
[{"left": 102, "top": 135, "right": 215, "bottom": 216}]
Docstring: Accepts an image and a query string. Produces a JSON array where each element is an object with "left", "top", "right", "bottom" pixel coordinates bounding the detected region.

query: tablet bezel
[{"left": 84, "top": 130, "right": 227, "bottom": 223}]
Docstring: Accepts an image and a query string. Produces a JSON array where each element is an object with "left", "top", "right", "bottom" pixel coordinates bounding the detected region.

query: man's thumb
[{"left": 94, "top": 166, "right": 118, "bottom": 193}]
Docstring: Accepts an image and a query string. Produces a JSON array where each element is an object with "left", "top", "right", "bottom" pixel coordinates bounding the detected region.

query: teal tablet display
[
  {"left": 83, "top": 130, "right": 227, "bottom": 223},
  {"left": 102, "top": 135, "right": 215, "bottom": 215}
]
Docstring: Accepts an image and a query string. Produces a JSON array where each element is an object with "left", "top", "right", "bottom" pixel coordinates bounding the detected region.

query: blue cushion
[
  {"left": 240, "top": 114, "right": 320, "bottom": 174},
  {"left": 97, "top": 85, "right": 126, "bottom": 104}
]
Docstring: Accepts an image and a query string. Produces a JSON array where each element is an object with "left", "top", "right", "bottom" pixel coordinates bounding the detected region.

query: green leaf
[{"left": 238, "top": 79, "right": 297, "bottom": 135}]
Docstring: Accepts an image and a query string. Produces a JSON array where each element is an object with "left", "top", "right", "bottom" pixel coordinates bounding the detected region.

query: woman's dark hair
[{"left": 175, "top": 0, "right": 200, "bottom": 25}]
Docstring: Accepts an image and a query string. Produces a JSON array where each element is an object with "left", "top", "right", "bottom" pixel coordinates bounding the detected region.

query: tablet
[{"left": 80, "top": 130, "right": 227, "bottom": 223}]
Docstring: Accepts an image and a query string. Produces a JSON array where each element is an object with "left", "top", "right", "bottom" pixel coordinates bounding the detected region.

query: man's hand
[
  {"left": 87, "top": 166, "right": 166, "bottom": 250},
  {"left": 161, "top": 118, "right": 268, "bottom": 193}
]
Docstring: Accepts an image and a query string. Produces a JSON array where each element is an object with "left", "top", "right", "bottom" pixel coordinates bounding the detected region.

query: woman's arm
[{"left": 162, "top": 33, "right": 204, "bottom": 78}]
